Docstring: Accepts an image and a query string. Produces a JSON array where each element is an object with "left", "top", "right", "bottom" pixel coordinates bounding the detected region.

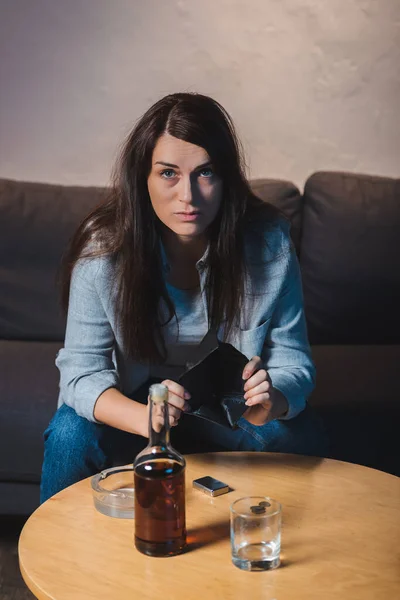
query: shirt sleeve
[
  {"left": 261, "top": 223, "right": 316, "bottom": 419},
  {"left": 55, "top": 256, "right": 119, "bottom": 422}
]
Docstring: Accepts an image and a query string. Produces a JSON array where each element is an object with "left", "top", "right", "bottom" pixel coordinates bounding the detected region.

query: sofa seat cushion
[
  {"left": 309, "top": 344, "right": 400, "bottom": 475},
  {"left": 0, "top": 340, "right": 62, "bottom": 483}
]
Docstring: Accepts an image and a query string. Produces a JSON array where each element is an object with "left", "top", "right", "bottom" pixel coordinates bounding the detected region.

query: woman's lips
[{"left": 175, "top": 212, "right": 201, "bottom": 222}]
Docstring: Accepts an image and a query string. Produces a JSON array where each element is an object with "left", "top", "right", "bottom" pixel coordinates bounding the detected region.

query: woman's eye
[
  {"left": 199, "top": 168, "right": 213, "bottom": 178},
  {"left": 161, "top": 169, "right": 176, "bottom": 179}
]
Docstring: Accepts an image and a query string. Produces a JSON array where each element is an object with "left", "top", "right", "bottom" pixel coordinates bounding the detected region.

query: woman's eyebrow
[
  {"left": 155, "top": 161, "right": 179, "bottom": 168},
  {"left": 194, "top": 161, "right": 212, "bottom": 170},
  {"left": 154, "top": 160, "right": 212, "bottom": 170}
]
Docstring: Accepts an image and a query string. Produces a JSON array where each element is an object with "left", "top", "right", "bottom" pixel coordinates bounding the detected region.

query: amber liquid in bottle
[{"left": 134, "top": 384, "right": 186, "bottom": 557}]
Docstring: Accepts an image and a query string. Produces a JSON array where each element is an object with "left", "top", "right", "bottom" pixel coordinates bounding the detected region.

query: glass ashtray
[{"left": 91, "top": 465, "right": 135, "bottom": 519}]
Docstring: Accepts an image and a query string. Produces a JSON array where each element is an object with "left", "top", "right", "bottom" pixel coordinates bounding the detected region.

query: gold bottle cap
[{"left": 149, "top": 383, "right": 169, "bottom": 404}]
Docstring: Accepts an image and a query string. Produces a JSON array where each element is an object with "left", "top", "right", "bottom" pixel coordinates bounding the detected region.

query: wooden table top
[{"left": 19, "top": 453, "right": 400, "bottom": 600}]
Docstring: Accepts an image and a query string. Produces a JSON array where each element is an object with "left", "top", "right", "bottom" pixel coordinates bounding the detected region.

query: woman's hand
[
  {"left": 242, "top": 356, "right": 289, "bottom": 426},
  {"left": 148, "top": 380, "right": 191, "bottom": 431}
]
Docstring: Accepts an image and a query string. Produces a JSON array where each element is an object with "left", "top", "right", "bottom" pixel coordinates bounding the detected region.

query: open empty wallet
[{"left": 178, "top": 328, "right": 249, "bottom": 429}]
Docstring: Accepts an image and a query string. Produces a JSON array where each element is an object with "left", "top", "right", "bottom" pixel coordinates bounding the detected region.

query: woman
[{"left": 41, "top": 93, "right": 326, "bottom": 503}]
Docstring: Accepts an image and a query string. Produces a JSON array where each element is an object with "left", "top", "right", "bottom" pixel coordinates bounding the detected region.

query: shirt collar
[{"left": 159, "top": 239, "right": 209, "bottom": 273}]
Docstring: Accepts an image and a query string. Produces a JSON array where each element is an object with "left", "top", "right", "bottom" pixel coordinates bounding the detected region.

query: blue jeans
[{"left": 40, "top": 403, "right": 328, "bottom": 503}]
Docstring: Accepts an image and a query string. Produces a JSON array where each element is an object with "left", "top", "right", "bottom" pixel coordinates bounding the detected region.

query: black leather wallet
[{"left": 178, "top": 328, "right": 249, "bottom": 429}]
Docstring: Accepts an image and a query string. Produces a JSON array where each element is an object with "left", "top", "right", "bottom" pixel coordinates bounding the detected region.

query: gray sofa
[{"left": 1, "top": 171, "right": 399, "bottom": 515}]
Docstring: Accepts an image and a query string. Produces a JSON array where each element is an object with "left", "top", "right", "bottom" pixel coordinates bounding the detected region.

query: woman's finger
[
  {"left": 168, "top": 393, "right": 190, "bottom": 414},
  {"left": 244, "top": 393, "right": 272, "bottom": 408},
  {"left": 242, "top": 356, "right": 263, "bottom": 380},
  {"left": 162, "top": 379, "right": 190, "bottom": 399},
  {"left": 161, "top": 379, "right": 191, "bottom": 411},
  {"left": 152, "top": 413, "right": 179, "bottom": 430},
  {"left": 244, "top": 379, "right": 270, "bottom": 401},
  {"left": 152, "top": 398, "right": 184, "bottom": 422},
  {"left": 168, "top": 404, "right": 183, "bottom": 421},
  {"left": 243, "top": 368, "right": 269, "bottom": 392}
]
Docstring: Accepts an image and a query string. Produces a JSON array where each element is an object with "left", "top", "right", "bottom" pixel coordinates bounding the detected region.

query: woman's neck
[
  {"left": 162, "top": 229, "right": 207, "bottom": 268},
  {"left": 161, "top": 230, "right": 207, "bottom": 290}
]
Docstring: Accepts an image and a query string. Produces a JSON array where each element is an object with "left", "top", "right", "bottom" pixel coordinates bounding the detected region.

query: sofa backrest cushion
[
  {"left": 250, "top": 178, "right": 302, "bottom": 254},
  {"left": 300, "top": 171, "right": 400, "bottom": 344},
  {"left": 0, "top": 178, "right": 105, "bottom": 341}
]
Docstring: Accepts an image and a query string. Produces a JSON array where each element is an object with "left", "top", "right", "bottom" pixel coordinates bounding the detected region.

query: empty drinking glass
[{"left": 230, "top": 496, "right": 281, "bottom": 571}]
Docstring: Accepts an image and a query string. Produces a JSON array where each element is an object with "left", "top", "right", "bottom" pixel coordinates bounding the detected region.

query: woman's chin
[{"left": 169, "top": 223, "right": 206, "bottom": 238}]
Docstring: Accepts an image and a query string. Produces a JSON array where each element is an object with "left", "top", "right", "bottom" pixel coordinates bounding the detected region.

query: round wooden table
[{"left": 19, "top": 453, "right": 400, "bottom": 599}]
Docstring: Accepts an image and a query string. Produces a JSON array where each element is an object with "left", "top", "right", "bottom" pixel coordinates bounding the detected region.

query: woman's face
[{"left": 147, "top": 133, "right": 223, "bottom": 240}]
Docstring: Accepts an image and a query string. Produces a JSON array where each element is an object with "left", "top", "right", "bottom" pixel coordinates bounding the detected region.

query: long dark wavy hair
[{"left": 61, "top": 92, "right": 278, "bottom": 363}]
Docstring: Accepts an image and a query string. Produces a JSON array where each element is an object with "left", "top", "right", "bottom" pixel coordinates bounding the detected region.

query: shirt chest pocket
[{"left": 234, "top": 317, "right": 272, "bottom": 360}]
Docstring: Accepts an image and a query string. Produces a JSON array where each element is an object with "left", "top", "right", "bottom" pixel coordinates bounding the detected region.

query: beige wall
[{"left": 0, "top": 0, "right": 399, "bottom": 189}]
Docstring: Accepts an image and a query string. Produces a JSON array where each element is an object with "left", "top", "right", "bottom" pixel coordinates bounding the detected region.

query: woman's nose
[{"left": 178, "top": 176, "right": 193, "bottom": 204}]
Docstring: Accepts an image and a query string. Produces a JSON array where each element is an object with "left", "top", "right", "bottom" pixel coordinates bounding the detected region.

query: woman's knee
[
  {"left": 43, "top": 403, "right": 103, "bottom": 459},
  {"left": 41, "top": 404, "right": 109, "bottom": 503}
]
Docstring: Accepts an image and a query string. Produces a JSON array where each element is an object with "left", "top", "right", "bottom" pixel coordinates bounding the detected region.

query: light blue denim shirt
[{"left": 56, "top": 218, "right": 315, "bottom": 423}]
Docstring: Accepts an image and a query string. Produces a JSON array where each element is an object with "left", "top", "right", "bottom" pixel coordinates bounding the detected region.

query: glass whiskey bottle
[{"left": 134, "top": 383, "right": 186, "bottom": 556}]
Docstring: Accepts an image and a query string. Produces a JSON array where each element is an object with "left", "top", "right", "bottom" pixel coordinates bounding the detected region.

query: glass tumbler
[{"left": 230, "top": 496, "right": 281, "bottom": 571}]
